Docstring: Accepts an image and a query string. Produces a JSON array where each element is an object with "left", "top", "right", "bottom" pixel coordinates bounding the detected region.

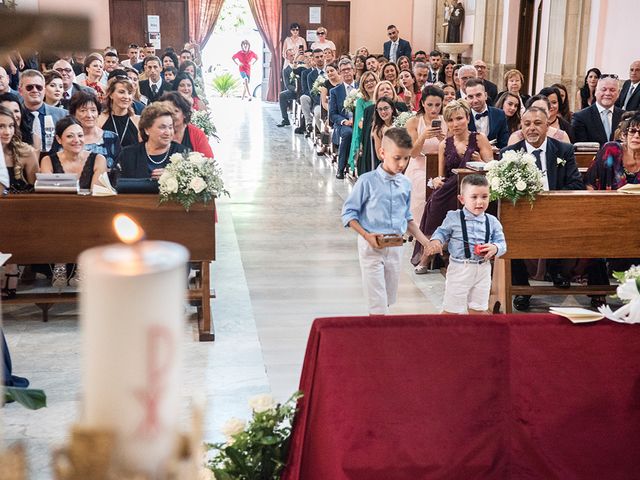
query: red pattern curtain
[
  {"left": 188, "top": 0, "right": 225, "bottom": 47},
  {"left": 247, "top": 0, "right": 282, "bottom": 102}
]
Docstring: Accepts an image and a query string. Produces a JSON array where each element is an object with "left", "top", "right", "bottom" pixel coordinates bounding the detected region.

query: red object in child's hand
[{"left": 474, "top": 244, "right": 483, "bottom": 255}]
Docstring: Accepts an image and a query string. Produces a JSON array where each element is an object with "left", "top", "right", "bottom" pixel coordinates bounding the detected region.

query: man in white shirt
[
  {"left": 427, "top": 50, "right": 442, "bottom": 83},
  {"left": 465, "top": 78, "right": 509, "bottom": 148},
  {"left": 121, "top": 44, "right": 140, "bottom": 69},
  {"left": 138, "top": 56, "right": 170, "bottom": 103},
  {"left": 383, "top": 25, "right": 412, "bottom": 63},
  {"left": 456, "top": 64, "right": 477, "bottom": 100}
]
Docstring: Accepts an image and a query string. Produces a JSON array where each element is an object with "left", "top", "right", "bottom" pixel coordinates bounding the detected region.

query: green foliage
[
  {"left": 4, "top": 388, "right": 47, "bottom": 410},
  {"left": 207, "top": 391, "right": 303, "bottom": 480},
  {"left": 211, "top": 73, "right": 241, "bottom": 97}
]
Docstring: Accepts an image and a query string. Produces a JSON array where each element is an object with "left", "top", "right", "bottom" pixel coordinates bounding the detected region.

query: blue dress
[{"left": 85, "top": 130, "right": 120, "bottom": 169}]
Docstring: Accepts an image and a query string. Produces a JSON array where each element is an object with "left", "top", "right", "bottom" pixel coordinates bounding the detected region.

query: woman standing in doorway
[{"left": 232, "top": 40, "right": 258, "bottom": 101}]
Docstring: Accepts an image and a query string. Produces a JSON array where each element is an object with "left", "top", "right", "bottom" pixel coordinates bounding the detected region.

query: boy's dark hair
[
  {"left": 465, "top": 78, "right": 485, "bottom": 90},
  {"left": 163, "top": 66, "right": 178, "bottom": 75},
  {"left": 461, "top": 174, "right": 489, "bottom": 190},
  {"left": 383, "top": 127, "right": 413, "bottom": 149}
]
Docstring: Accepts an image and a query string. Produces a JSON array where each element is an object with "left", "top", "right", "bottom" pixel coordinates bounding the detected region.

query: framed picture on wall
[{"left": 309, "top": 6, "right": 321, "bottom": 24}]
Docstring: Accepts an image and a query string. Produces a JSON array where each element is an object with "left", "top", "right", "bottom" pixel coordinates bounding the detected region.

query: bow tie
[{"left": 475, "top": 111, "right": 489, "bottom": 120}]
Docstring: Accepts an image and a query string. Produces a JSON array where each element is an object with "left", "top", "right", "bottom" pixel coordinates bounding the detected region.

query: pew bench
[
  {"left": 492, "top": 192, "right": 637, "bottom": 312},
  {"left": 0, "top": 194, "right": 217, "bottom": 341}
]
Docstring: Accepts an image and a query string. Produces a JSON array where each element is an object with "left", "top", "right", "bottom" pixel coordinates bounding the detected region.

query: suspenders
[{"left": 460, "top": 210, "right": 490, "bottom": 259}]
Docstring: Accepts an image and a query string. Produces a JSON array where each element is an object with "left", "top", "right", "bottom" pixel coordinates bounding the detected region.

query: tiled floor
[{"left": 2, "top": 98, "right": 443, "bottom": 478}]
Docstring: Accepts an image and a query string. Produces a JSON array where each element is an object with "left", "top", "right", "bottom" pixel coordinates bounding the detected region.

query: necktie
[
  {"left": 151, "top": 84, "right": 158, "bottom": 95},
  {"left": 602, "top": 109, "right": 612, "bottom": 140},
  {"left": 532, "top": 149, "right": 543, "bottom": 170},
  {"left": 623, "top": 84, "right": 636, "bottom": 109},
  {"left": 63, "top": 91, "right": 69, "bottom": 100},
  {"left": 475, "top": 111, "right": 489, "bottom": 120},
  {"left": 390, "top": 42, "right": 398, "bottom": 62},
  {"left": 31, "top": 111, "right": 41, "bottom": 144}
]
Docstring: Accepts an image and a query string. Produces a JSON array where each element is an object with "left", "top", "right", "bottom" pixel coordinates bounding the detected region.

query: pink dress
[{"left": 405, "top": 115, "right": 447, "bottom": 223}]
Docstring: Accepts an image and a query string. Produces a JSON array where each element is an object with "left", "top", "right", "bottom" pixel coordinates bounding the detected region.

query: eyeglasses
[
  {"left": 377, "top": 106, "right": 392, "bottom": 113},
  {"left": 128, "top": 44, "right": 139, "bottom": 49},
  {"left": 316, "top": 31, "right": 326, "bottom": 35},
  {"left": 24, "top": 84, "right": 44, "bottom": 92},
  {"left": 387, "top": 31, "right": 398, "bottom": 36},
  {"left": 601, "top": 74, "right": 619, "bottom": 80},
  {"left": 291, "top": 28, "right": 299, "bottom": 31},
  {"left": 627, "top": 128, "right": 640, "bottom": 137},
  {"left": 55, "top": 68, "right": 73, "bottom": 74}
]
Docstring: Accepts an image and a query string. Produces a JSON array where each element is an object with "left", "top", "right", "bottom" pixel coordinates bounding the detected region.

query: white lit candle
[{"left": 79, "top": 215, "right": 188, "bottom": 475}]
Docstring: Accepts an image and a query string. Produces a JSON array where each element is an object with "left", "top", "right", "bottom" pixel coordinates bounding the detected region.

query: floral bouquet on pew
[
  {"left": 206, "top": 391, "right": 303, "bottom": 480},
  {"left": 310, "top": 75, "right": 327, "bottom": 95},
  {"left": 343, "top": 89, "right": 362, "bottom": 112},
  {"left": 598, "top": 265, "right": 640, "bottom": 323},
  {"left": 485, "top": 150, "right": 544, "bottom": 204},
  {"left": 159, "top": 151, "right": 228, "bottom": 211},
  {"left": 393, "top": 111, "right": 415, "bottom": 128},
  {"left": 191, "top": 110, "right": 220, "bottom": 141}
]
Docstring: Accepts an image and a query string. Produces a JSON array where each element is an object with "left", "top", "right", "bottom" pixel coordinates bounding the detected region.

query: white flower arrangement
[
  {"left": 485, "top": 150, "right": 544, "bottom": 204},
  {"left": 557, "top": 158, "right": 566, "bottom": 166},
  {"left": 598, "top": 266, "right": 640, "bottom": 324},
  {"left": 191, "top": 110, "right": 219, "bottom": 140},
  {"left": 392, "top": 111, "right": 416, "bottom": 128},
  {"left": 343, "top": 89, "right": 362, "bottom": 112},
  {"left": 159, "top": 151, "right": 228, "bottom": 211},
  {"left": 311, "top": 74, "right": 327, "bottom": 95}
]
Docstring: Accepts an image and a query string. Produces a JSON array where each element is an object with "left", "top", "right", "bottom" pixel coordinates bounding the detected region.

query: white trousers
[
  {"left": 300, "top": 95, "right": 313, "bottom": 124},
  {"left": 357, "top": 235, "right": 404, "bottom": 314},
  {"left": 442, "top": 260, "right": 492, "bottom": 313}
]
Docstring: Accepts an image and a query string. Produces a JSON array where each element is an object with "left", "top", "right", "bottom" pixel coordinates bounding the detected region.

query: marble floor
[{"left": 2, "top": 98, "right": 445, "bottom": 478}]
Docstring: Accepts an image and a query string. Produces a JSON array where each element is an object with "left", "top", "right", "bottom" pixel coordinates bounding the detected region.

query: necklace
[
  {"left": 110, "top": 114, "right": 130, "bottom": 146},
  {"left": 145, "top": 145, "right": 170, "bottom": 165}
]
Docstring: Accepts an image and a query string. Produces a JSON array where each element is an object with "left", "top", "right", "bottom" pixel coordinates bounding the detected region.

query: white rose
[
  {"left": 515, "top": 180, "right": 527, "bottom": 191},
  {"left": 164, "top": 177, "right": 179, "bottom": 193},
  {"left": 169, "top": 153, "right": 184, "bottom": 164},
  {"left": 248, "top": 393, "right": 276, "bottom": 413},
  {"left": 189, "top": 151, "right": 205, "bottom": 163},
  {"left": 190, "top": 176, "right": 207, "bottom": 193},
  {"left": 220, "top": 417, "right": 246, "bottom": 437},
  {"left": 490, "top": 177, "right": 501, "bottom": 189},
  {"left": 485, "top": 160, "right": 499, "bottom": 170},
  {"left": 617, "top": 279, "right": 640, "bottom": 302}
]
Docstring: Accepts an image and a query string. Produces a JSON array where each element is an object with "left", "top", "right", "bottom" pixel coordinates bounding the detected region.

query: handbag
[{"left": 115, "top": 178, "right": 159, "bottom": 194}]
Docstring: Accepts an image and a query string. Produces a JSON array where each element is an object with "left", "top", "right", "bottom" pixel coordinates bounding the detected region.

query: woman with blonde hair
[
  {"left": 412, "top": 99, "right": 493, "bottom": 271},
  {"left": 348, "top": 71, "right": 377, "bottom": 173},
  {"left": 358, "top": 80, "right": 409, "bottom": 175}
]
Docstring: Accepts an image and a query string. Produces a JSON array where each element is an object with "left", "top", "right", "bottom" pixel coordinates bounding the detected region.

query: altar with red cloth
[{"left": 283, "top": 315, "right": 640, "bottom": 480}]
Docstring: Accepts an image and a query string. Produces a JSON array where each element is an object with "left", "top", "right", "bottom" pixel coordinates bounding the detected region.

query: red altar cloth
[{"left": 283, "top": 314, "right": 640, "bottom": 480}]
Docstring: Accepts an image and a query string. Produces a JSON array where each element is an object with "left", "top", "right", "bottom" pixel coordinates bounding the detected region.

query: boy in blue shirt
[
  {"left": 342, "top": 128, "right": 431, "bottom": 314},
  {"left": 426, "top": 174, "right": 507, "bottom": 314}
]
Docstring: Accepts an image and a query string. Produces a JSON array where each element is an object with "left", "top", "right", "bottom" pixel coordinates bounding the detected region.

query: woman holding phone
[{"left": 405, "top": 85, "right": 447, "bottom": 235}]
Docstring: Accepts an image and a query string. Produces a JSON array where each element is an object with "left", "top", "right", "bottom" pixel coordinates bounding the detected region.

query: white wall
[{"left": 590, "top": 0, "right": 637, "bottom": 77}]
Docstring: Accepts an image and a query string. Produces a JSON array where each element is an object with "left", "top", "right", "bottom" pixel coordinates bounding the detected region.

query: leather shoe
[
  {"left": 513, "top": 295, "right": 531, "bottom": 311},
  {"left": 336, "top": 172, "right": 345, "bottom": 179},
  {"left": 294, "top": 126, "right": 304, "bottom": 134},
  {"left": 551, "top": 273, "right": 570, "bottom": 288},
  {"left": 590, "top": 296, "right": 606, "bottom": 308},
  {"left": 277, "top": 120, "right": 290, "bottom": 127}
]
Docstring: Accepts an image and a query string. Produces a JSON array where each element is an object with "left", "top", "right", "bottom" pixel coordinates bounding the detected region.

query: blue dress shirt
[
  {"left": 341, "top": 165, "right": 413, "bottom": 235},
  {"left": 431, "top": 208, "right": 507, "bottom": 260}
]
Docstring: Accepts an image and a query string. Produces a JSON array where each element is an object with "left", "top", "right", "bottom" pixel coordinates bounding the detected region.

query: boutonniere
[{"left": 557, "top": 158, "right": 566, "bottom": 167}]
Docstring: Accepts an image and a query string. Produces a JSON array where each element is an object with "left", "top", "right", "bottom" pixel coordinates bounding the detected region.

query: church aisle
[{"left": 213, "top": 98, "right": 441, "bottom": 401}]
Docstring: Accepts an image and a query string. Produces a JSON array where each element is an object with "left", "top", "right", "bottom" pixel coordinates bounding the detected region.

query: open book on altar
[
  {"left": 92, "top": 172, "right": 117, "bottom": 196},
  {"left": 549, "top": 306, "right": 603, "bottom": 323},
  {"left": 618, "top": 183, "right": 640, "bottom": 194}
]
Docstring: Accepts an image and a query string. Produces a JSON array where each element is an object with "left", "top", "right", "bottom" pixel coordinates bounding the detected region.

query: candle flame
[{"left": 113, "top": 214, "right": 145, "bottom": 244}]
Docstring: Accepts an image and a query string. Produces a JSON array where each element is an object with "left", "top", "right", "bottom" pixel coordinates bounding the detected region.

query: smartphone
[{"left": 431, "top": 119, "right": 441, "bottom": 129}]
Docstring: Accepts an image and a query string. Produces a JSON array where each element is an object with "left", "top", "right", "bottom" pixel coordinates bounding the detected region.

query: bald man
[
  {"left": 616, "top": 60, "right": 640, "bottom": 111},
  {"left": 52, "top": 59, "right": 94, "bottom": 109},
  {"left": 473, "top": 59, "right": 498, "bottom": 105},
  {"left": 0, "top": 67, "right": 18, "bottom": 96}
]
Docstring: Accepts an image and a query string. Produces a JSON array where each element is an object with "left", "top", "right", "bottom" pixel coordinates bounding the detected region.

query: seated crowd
[
  {"left": 0, "top": 42, "right": 213, "bottom": 296},
  {"left": 278, "top": 22, "right": 640, "bottom": 310}
]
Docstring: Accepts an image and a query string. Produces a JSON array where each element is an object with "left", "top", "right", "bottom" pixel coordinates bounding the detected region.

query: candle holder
[
  {"left": 52, "top": 404, "right": 206, "bottom": 480},
  {"left": 0, "top": 443, "right": 27, "bottom": 480}
]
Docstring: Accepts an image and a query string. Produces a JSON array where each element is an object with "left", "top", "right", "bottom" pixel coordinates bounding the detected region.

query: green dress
[{"left": 348, "top": 97, "right": 373, "bottom": 171}]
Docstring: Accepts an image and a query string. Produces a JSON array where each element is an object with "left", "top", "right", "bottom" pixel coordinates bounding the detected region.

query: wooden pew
[
  {"left": 0, "top": 194, "right": 216, "bottom": 341},
  {"left": 575, "top": 151, "right": 596, "bottom": 169},
  {"left": 424, "top": 153, "right": 439, "bottom": 202},
  {"left": 493, "top": 192, "right": 639, "bottom": 313}
]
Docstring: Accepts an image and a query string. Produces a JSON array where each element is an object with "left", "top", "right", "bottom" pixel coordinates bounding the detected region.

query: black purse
[{"left": 115, "top": 178, "right": 159, "bottom": 194}]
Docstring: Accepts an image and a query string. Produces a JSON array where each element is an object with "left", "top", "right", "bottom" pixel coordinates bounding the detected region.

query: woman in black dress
[
  {"left": 115, "top": 101, "right": 186, "bottom": 180},
  {"left": 98, "top": 77, "right": 141, "bottom": 148}
]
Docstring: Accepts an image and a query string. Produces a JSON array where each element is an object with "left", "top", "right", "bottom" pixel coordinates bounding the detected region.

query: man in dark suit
[
  {"left": 277, "top": 50, "right": 297, "bottom": 127},
  {"left": 383, "top": 25, "right": 411, "bottom": 63},
  {"left": 502, "top": 106, "right": 588, "bottom": 311},
  {"left": 52, "top": 59, "right": 94, "bottom": 109},
  {"left": 473, "top": 59, "right": 498, "bottom": 105},
  {"left": 298, "top": 49, "right": 325, "bottom": 135},
  {"left": 465, "top": 78, "right": 509, "bottom": 148},
  {"left": 329, "top": 59, "right": 358, "bottom": 179},
  {"left": 615, "top": 60, "right": 640, "bottom": 111},
  {"left": 427, "top": 50, "right": 442, "bottom": 84},
  {"left": 139, "top": 56, "right": 172, "bottom": 104},
  {"left": 572, "top": 76, "right": 623, "bottom": 146}
]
